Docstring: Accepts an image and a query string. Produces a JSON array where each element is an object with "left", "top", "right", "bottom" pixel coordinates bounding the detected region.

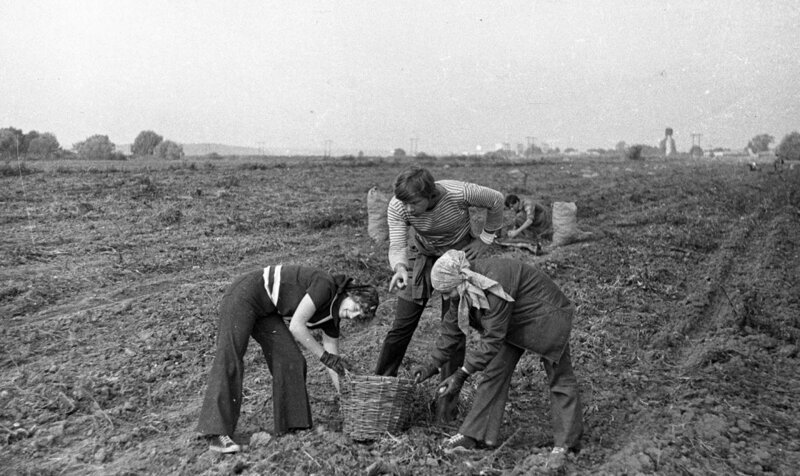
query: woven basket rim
[{"left": 345, "top": 373, "right": 416, "bottom": 385}]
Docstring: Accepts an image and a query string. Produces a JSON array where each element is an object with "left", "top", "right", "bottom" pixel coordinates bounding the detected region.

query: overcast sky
[{"left": 2, "top": 0, "right": 798, "bottom": 154}]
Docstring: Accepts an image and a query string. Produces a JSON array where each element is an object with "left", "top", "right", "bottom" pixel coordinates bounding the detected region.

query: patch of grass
[{"left": 0, "top": 161, "right": 38, "bottom": 176}]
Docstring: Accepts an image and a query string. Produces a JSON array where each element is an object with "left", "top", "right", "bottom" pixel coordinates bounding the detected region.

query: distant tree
[
  {"left": 689, "top": 145, "right": 703, "bottom": 158},
  {"left": 747, "top": 134, "right": 774, "bottom": 153},
  {"left": 21, "top": 130, "right": 44, "bottom": 154},
  {"left": 564, "top": 147, "right": 576, "bottom": 154},
  {"left": 615, "top": 141, "right": 627, "bottom": 152},
  {"left": 524, "top": 144, "right": 543, "bottom": 157},
  {"left": 0, "top": 127, "right": 24, "bottom": 158},
  {"left": 626, "top": 145, "right": 644, "bottom": 160},
  {"left": 776, "top": 131, "right": 800, "bottom": 161},
  {"left": 393, "top": 148, "right": 406, "bottom": 157},
  {"left": 154, "top": 140, "right": 184, "bottom": 160},
  {"left": 74, "top": 135, "right": 116, "bottom": 160},
  {"left": 132, "top": 130, "right": 163, "bottom": 156},
  {"left": 27, "top": 133, "right": 60, "bottom": 158}
]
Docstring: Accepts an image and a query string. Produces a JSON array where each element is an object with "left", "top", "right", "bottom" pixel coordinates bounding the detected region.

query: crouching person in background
[
  {"left": 412, "top": 250, "right": 582, "bottom": 460},
  {"left": 504, "top": 193, "right": 552, "bottom": 242},
  {"left": 197, "top": 265, "right": 379, "bottom": 453}
]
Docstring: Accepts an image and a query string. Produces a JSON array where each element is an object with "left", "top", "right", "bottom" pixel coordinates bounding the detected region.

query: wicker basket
[{"left": 341, "top": 374, "right": 416, "bottom": 440}]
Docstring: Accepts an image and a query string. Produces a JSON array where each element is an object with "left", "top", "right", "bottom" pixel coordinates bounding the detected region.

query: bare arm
[
  {"left": 288, "top": 294, "right": 326, "bottom": 359},
  {"left": 321, "top": 334, "right": 341, "bottom": 393},
  {"left": 508, "top": 200, "right": 534, "bottom": 238}
]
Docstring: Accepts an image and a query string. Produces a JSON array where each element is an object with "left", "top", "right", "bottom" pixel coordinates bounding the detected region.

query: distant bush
[
  {"left": 626, "top": 145, "right": 644, "bottom": 160},
  {"left": 26, "top": 133, "right": 60, "bottom": 159},
  {"left": 74, "top": 135, "right": 117, "bottom": 160},
  {"left": 689, "top": 145, "right": 704, "bottom": 158},
  {"left": 154, "top": 140, "right": 184, "bottom": 160},
  {"left": 776, "top": 131, "right": 800, "bottom": 161},
  {"left": 0, "top": 161, "right": 36, "bottom": 177},
  {"left": 54, "top": 149, "right": 78, "bottom": 160},
  {"left": 132, "top": 130, "right": 163, "bottom": 156}
]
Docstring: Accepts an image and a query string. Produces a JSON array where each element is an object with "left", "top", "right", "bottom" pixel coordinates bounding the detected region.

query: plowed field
[{"left": 2, "top": 155, "right": 798, "bottom": 475}]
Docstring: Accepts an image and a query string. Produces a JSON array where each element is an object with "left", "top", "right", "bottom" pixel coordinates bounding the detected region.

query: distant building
[{"left": 659, "top": 127, "right": 676, "bottom": 157}]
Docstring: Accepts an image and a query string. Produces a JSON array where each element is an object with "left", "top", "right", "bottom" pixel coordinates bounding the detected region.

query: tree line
[
  {"left": 0, "top": 128, "right": 184, "bottom": 161},
  {"left": 2, "top": 126, "right": 800, "bottom": 161}
]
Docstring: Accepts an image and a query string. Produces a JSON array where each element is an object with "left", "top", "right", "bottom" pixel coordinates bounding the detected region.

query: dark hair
[
  {"left": 394, "top": 167, "right": 436, "bottom": 202},
  {"left": 665, "top": 127, "right": 673, "bottom": 136},
  {"left": 504, "top": 193, "right": 520, "bottom": 208},
  {"left": 346, "top": 285, "right": 380, "bottom": 320}
]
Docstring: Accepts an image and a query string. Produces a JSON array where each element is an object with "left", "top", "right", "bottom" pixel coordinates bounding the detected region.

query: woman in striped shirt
[
  {"left": 374, "top": 166, "right": 504, "bottom": 422},
  {"left": 197, "top": 265, "right": 379, "bottom": 453}
]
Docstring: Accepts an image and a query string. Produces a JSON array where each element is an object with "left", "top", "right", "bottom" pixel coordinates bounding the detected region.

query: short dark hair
[
  {"left": 394, "top": 167, "right": 436, "bottom": 202},
  {"left": 347, "top": 285, "right": 380, "bottom": 320},
  {"left": 505, "top": 194, "right": 520, "bottom": 208}
]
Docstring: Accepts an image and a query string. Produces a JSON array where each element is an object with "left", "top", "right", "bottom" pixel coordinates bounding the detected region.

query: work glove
[
  {"left": 437, "top": 368, "right": 470, "bottom": 398},
  {"left": 411, "top": 362, "right": 439, "bottom": 384},
  {"left": 320, "top": 351, "right": 352, "bottom": 376}
]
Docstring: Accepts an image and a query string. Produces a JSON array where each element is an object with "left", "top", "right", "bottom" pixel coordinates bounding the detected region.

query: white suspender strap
[{"left": 263, "top": 265, "right": 282, "bottom": 306}]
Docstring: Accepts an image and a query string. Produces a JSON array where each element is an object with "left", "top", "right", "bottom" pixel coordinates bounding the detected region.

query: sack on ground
[
  {"left": 367, "top": 187, "right": 389, "bottom": 242},
  {"left": 552, "top": 201, "right": 595, "bottom": 246}
]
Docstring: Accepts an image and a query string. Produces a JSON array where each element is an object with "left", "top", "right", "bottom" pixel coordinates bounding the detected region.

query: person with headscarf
[
  {"left": 412, "top": 250, "right": 583, "bottom": 459},
  {"left": 374, "top": 166, "right": 504, "bottom": 423},
  {"left": 197, "top": 265, "right": 379, "bottom": 453}
]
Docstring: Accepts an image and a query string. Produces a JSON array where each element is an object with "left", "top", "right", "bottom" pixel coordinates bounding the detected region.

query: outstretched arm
[
  {"left": 508, "top": 200, "right": 535, "bottom": 238},
  {"left": 288, "top": 294, "right": 326, "bottom": 358},
  {"left": 322, "top": 334, "right": 341, "bottom": 393}
]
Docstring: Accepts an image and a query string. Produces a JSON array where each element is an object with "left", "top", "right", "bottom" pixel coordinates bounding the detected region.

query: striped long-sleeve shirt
[{"left": 387, "top": 180, "right": 504, "bottom": 270}]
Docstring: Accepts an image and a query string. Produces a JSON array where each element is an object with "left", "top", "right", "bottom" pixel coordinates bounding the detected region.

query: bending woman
[{"left": 197, "top": 265, "right": 379, "bottom": 453}]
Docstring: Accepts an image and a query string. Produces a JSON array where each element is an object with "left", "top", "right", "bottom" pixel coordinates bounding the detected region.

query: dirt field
[{"left": 2, "top": 155, "right": 798, "bottom": 475}]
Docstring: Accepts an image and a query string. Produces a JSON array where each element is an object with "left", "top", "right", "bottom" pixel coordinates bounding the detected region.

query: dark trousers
[
  {"left": 459, "top": 343, "right": 583, "bottom": 449},
  {"left": 374, "top": 296, "right": 466, "bottom": 419},
  {"left": 197, "top": 272, "right": 312, "bottom": 436}
]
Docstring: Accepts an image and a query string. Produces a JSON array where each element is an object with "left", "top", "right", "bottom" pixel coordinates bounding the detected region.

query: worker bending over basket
[
  {"left": 412, "top": 250, "right": 583, "bottom": 459},
  {"left": 197, "top": 265, "right": 379, "bottom": 453}
]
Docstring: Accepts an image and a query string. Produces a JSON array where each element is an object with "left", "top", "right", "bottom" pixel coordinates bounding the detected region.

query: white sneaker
[
  {"left": 546, "top": 446, "right": 567, "bottom": 469},
  {"left": 209, "top": 434, "right": 241, "bottom": 453}
]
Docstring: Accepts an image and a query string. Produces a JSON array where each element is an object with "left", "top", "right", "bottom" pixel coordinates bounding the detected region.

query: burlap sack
[
  {"left": 551, "top": 201, "right": 596, "bottom": 247},
  {"left": 551, "top": 201, "right": 579, "bottom": 247},
  {"left": 367, "top": 187, "right": 389, "bottom": 242}
]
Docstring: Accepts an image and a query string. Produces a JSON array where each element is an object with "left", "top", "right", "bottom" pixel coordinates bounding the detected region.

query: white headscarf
[{"left": 430, "top": 250, "right": 514, "bottom": 335}]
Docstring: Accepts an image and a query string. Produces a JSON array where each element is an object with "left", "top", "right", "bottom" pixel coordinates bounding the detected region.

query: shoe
[
  {"left": 546, "top": 446, "right": 567, "bottom": 469},
  {"left": 442, "top": 433, "right": 477, "bottom": 454},
  {"left": 209, "top": 435, "right": 241, "bottom": 454}
]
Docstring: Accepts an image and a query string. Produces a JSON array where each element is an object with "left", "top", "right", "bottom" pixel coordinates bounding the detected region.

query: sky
[{"left": 1, "top": 0, "right": 798, "bottom": 155}]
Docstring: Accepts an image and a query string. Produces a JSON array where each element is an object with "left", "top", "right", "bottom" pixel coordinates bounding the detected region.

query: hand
[
  {"left": 461, "top": 238, "right": 490, "bottom": 261},
  {"left": 411, "top": 363, "right": 439, "bottom": 384},
  {"left": 388, "top": 265, "right": 409, "bottom": 292},
  {"left": 436, "top": 368, "right": 469, "bottom": 397},
  {"left": 320, "top": 351, "right": 352, "bottom": 375}
]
